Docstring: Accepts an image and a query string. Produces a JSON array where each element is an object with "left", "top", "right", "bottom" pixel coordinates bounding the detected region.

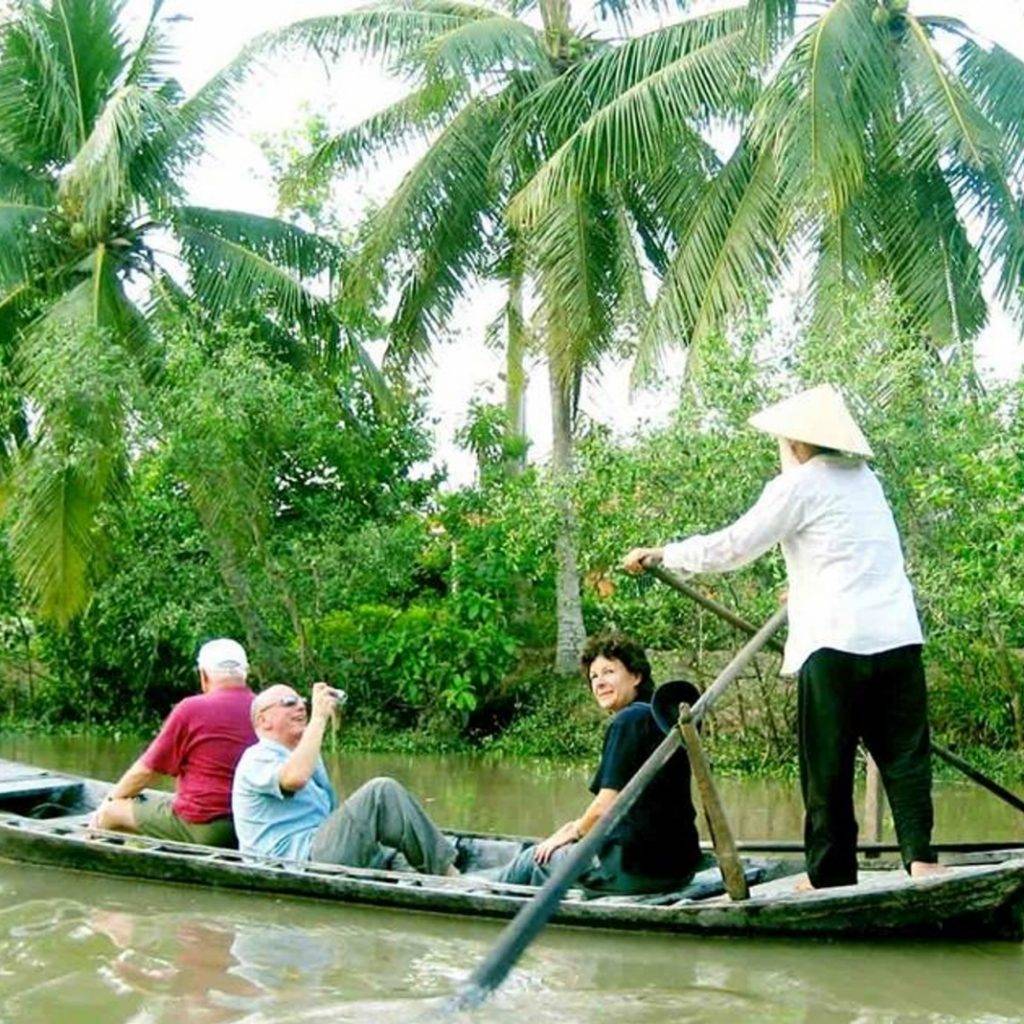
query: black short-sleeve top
[{"left": 589, "top": 701, "right": 701, "bottom": 878}]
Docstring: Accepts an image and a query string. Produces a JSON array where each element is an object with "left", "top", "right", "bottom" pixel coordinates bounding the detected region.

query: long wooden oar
[
  {"left": 440, "top": 605, "right": 789, "bottom": 1016},
  {"left": 648, "top": 564, "right": 1024, "bottom": 817}
]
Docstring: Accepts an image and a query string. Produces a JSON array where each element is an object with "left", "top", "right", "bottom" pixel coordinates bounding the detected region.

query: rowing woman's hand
[{"left": 622, "top": 547, "right": 664, "bottom": 575}]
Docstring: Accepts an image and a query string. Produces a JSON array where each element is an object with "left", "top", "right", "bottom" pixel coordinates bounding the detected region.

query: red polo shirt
[{"left": 141, "top": 685, "right": 256, "bottom": 823}]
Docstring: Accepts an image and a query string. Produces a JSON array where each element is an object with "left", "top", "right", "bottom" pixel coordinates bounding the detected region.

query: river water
[{"left": 1, "top": 735, "right": 1023, "bottom": 1023}]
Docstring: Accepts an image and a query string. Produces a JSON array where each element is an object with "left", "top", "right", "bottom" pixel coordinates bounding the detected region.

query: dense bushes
[{"left": 1, "top": 294, "right": 1021, "bottom": 767}]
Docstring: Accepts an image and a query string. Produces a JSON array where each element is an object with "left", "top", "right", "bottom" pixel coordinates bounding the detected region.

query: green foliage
[
  {"left": 311, "top": 592, "right": 518, "bottom": 724},
  {"left": 0, "top": 0, "right": 384, "bottom": 625},
  {"left": 5, "top": 287, "right": 1019, "bottom": 763},
  {"left": 0, "top": 314, "right": 434, "bottom": 727}
]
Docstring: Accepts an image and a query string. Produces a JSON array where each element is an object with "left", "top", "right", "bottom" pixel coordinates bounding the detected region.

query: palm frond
[
  {"left": 352, "top": 95, "right": 506, "bottom": 359},
  {"left": 635, "top": 141, "right": 784, "bottom": 384},
  {"left": 954, "top": 37, "right": 1024, "bottom": 177},
  {"left": 867, "top": 163, "right": 986, "bottom": 348},
  {"left": 610, "top": 199, "right": 650, "bottom": 338},
  {"left": 2, "top": 453, "right": 110, "bottom": 624},
  {"left": 743, "top": 0, "right": 797, "bottom": 62},
  {"left": 4, "top": 245, "right": 134, "bottom": 625},
  {"left": 0, "top": 0, "right": 130, "bottom": 164},
  {"left": 261, "top": 1, "right": 503, "bottom": 70},
  {"left": 0, "top": 3, "right": 85, "bottom": 163},
  {"left": 898, "top": 15, "right": 1002, "bottom": 172},
  {"left": 412, "top": 11, "right": 545, "bottom": 81},
  {"left": 532, "top": 192, "right": 619, "bottom": 390},
  {"left": 751, "top": 0, "right": 892, "bottom": 216},
  {"left": 807, "top": 206, "right": 869, "bottom": 338},
  {"left": 955, "top": 163, "right": 1024, "bottom": 327},
  {"left": 0, "top": 199, "right": 50, "bottom": 286},
  {"left": 591, "top": 0, "right": 693, "bottom": 31},
  {"left": 0, "top": 152, "right": 55, "bottom": 205},
  {"left": 172, "top": 206, "right": 387, "bottom": 399},
  {"left": 172, "top": 205, "right": 341, "bottom": 338},
  {"left": 303, "top": 79, "right": 464, "bottom": 183},
  {"left": 50, "top": 0, "right": 131, "bottom": 134},
  {"left": 507, "top": 7, "right": 751, "bottom": 224},
  {"left": 619, "top": 139, "right": 721, "bottom": 275},
  {"left": 59, "top": 83, "right": 182, "bottom": 234},
  {"left": 122, "top": 0, "right": 176, "bottom": 89},
  {"left": 140, "top": 35, "right": 264, "bottom": 184}
]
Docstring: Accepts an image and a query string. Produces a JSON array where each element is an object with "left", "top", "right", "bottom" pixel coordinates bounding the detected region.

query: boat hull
[{"left": 2, "top": 817, "right": 1023, "bottom": 941}]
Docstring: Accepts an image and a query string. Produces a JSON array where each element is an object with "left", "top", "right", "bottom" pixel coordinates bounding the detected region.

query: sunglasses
[{"left": 256, "top": 694, "right": 307, "bottom": 714}]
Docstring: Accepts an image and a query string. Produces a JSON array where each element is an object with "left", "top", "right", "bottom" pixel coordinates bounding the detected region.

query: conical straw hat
[{"left": 748, "top": 384, "right": 874, "bottom": 458}]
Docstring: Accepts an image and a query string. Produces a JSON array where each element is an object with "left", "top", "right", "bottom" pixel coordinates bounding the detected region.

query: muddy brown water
[{"left": 0, "top": 735, "right": 1022, "bottom": 1023}]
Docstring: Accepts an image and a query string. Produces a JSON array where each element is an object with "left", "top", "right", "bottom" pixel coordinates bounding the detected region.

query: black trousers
[{"left": 798, "top": 644, "right": 936, "bottom": 888}]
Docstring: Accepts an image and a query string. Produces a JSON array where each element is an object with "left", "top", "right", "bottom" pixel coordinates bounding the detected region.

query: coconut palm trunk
[
  {"left": 503, "top": 256, "right": 528, "bottom": 477},
  {"left": 538, "top": 0, "right": 587, "bottom": 673},
  {"left": 548, "top": 357, "right": 587, "bottom": 673}
]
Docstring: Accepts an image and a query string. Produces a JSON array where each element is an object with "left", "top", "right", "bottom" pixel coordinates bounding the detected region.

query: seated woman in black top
[{"left": 489, "top": 633, "right": 702, "bottom": 894}]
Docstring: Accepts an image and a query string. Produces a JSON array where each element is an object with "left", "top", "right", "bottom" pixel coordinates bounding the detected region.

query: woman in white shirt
[{"left": 624, "top": 384, "right": 943, "bottom": 890}]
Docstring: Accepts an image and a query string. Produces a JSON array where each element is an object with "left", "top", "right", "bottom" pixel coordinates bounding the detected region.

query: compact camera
[{"left": 325, "top": 686, "right": 348, "bottom": 707}]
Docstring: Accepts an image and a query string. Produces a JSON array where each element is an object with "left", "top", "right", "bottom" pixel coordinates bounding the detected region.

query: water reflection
[{"left": 0, "top": 862, "right": 1022, "bottom": 1024}]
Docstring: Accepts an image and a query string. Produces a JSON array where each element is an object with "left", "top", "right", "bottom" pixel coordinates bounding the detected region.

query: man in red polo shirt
[{"left": 89, "top": 639, "right": 256, "bottom": 846}]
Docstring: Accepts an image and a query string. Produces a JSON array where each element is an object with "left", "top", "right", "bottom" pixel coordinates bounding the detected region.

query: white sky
[{"left": 128, "top": 0, "right": 1024, "bottom": 485}]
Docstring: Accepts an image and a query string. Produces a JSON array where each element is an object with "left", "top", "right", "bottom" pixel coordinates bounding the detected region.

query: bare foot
[
  {"left": 794, "top": 873, "right": 858, "bottom": 892},
  {"left": 910, "top": 860, "right": 949, "bottom": 880},
  {"left": 446, "top": 864, "right": 461, "bottom": 878}
]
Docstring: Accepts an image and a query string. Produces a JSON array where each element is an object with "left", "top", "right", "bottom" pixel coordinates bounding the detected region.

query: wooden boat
[{"left": 1, "top": 757, "right": 1023, "bottom": 941}]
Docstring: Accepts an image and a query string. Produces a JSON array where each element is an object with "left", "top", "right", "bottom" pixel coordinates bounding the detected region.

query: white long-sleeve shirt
[{"left": 662, "top": 455, "right": 923, "bottom": 674}]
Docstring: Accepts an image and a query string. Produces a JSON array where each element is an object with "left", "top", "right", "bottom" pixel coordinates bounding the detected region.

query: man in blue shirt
[{"left": 232, "top": 683, "right": 458, "bottom": 874}]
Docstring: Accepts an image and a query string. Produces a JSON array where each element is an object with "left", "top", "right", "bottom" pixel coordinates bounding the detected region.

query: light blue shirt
[{"left": 232, "top": 738, "right": 337, "bottom": 860}]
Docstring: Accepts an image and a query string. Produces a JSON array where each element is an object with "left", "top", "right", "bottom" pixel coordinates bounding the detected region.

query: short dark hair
[{"left": 580, "top": 633, "right": 654, "bottom": 702}]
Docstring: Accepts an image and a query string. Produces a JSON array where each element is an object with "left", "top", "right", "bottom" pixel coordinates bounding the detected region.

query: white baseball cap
[{"left": 196, "top": 638, "right": 249, "bottom": 673}]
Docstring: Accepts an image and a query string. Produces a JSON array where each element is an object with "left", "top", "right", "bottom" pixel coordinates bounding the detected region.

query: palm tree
[
  {"left": 0, "top": 0, "right": 381, "bottom": 627},
  {"left": 264, "top": 0, "right": 752, "bottom": 672},
  {"left": 511, "top": 0, "right": 1024, "bottom": 375}
]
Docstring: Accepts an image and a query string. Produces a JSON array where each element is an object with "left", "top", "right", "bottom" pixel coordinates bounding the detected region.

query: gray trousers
[{"left": 309, "top": 776, "right": 456, "bottom": 875}]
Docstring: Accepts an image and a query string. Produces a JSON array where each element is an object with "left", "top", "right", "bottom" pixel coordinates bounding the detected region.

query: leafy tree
[
  {"left": 261, "top": 0, "right": 752, "bottom": 671},
  {"left": 0, "top": 0, "right": 383, "bottom": 626},
  {"left": 514, "top": 0, "right": 1024, "bottom": 371},
  {"left": 6, "top": 313, "right": 435, "bottom": 723}
]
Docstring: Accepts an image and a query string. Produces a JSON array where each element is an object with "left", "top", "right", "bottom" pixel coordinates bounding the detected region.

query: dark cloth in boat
[
  {"left": 589, "top": 701, "right": 701, "bottom": 880},
  {"left": 800, "top": 644, "right": 935, "bottom": 887},
  {"left": 141, "top": 684, "right": 255, "bottom": 823},
  {"left": 485, "top": 839, "right": 698, "bottom": 895},
  {"left": 131, "top": 791, "right": 237, "bottom": 847}
]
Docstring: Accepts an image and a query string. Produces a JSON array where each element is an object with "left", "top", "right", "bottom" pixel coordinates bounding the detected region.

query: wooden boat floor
[{"left": 740, "top": 864, "right": 992, "bottom": 903}]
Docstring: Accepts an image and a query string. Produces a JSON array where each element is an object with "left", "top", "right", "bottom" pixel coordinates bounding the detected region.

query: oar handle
[
  {"left": 442, "top": 604, "right": 790, "bottom": 1016},
  {"left": 646, "top": 563, "right": 785, "bottom": 656}
]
